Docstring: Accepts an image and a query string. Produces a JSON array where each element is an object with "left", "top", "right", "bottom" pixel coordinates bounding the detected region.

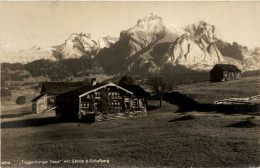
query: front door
[{"left": 32, "top": 103, "right": 37, "bottom": 113}]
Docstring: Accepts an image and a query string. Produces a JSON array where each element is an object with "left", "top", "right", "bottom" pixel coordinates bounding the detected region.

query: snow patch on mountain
[
  {"left": 52, "top": 33, "right": 118, "bottom": 60},
  {"left": 1, "top": 44, "right": 54, "bottom": 63}
]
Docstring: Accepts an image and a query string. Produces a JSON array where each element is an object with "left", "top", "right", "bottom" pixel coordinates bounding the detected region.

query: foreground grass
[{"left": 1, "top": 102, "right": 260, "bottom": 167}]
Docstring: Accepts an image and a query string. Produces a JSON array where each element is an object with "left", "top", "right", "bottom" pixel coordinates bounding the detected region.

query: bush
[{"left": 16, "top": 96, "right": 26, "bottom": 105}]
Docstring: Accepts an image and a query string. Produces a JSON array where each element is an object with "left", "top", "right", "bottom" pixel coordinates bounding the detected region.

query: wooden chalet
[
  {"left": 210, "top": 64, "right": 241, "bottom": 82},
  {"left": 55, "top": 79, "right": 149, "bottom": 121}
]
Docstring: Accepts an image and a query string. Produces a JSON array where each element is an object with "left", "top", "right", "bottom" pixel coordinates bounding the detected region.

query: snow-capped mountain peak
[
  {"left": 52, "top": 33, "right": 118, "bottom": 60},
  {"left": 1, "top": 44, "right": 55, "bottom": 64},
  {"left": 131, "top": 13, "right": 184, "bottom": 36}
]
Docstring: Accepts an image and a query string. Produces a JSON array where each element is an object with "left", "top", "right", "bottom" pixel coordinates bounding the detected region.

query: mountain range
[{"left": 1, "top": 13, "right": 259, "bottom": 78}]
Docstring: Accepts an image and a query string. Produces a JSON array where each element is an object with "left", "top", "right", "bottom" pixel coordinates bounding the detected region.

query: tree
[
  {"left": 16, "top": 96, "right": 26, "bottom": 105},
  {"left": 148, "top": 75, "right": 173, "bottom": 107},
  {"left": 119, "top": 75, "right": 135, "bottom": 85},
  {"left": 99, "top": 89, "right": 112, "bottom": 114}
]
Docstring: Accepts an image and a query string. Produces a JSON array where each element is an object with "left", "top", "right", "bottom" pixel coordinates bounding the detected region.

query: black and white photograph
[{"left": 1, "top": 1, "right": 260, "bottom": 167}]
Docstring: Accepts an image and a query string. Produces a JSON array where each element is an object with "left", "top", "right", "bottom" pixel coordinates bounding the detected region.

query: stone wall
[{"left": 95, "top": 110, "right": 147, "bottom": 122}]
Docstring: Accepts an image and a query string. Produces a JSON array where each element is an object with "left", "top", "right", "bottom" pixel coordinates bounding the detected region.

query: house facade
[
  {"left": 32, "top": 78, "right": 149, "bottom": 120},
  {"left": 210, "top": 64, "right": 241, "bottom": 82},
  {"left": 55, "top": 81, "right": 149, "bottom": 121}
]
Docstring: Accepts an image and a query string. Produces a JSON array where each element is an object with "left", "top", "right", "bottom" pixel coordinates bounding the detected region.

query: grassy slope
[
  {"left": 1, "top": 101, "right": 259, "bottom": 167},
  {"left": 175, "top": 75, "right": 260, "bottom": 104},
  {"left": 1, "top": 88, "right": 37, "bottom": 116}
]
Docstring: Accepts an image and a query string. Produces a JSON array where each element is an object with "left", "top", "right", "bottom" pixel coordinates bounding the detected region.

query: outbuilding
[
  {"left": 31, "top": 81, "right": 87, "bottom": 113},
  {"left": 31, "top": 94, "right": 48, "bottom": 113},
  {"left": 210, "top": 64, "right": 241, "bottom": 82}
]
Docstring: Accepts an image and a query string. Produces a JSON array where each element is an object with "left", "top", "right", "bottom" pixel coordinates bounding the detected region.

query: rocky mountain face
[
  {"left": 165, "top": 21, "right": 225, "bottom": 70},
  {"left": 97, "top": 16, "right": 259, "bottom": 74},
  {"left": 215, "top": 40, "right": 260, "bottom": 71},
  {"left": 242, "top": 47, "right": 260, "bottom": 71},
  {"left": 215, "top": 40, "right": 246, "bottom": 61},
  {"left": 96, "top": 18, "right": 227, "bottom": 74},
  {"left": 95, "top": 13, "right": 184, "bottom": 74},
  {"left": 52, "top": 33, "right": 118, "bottom": 60}
]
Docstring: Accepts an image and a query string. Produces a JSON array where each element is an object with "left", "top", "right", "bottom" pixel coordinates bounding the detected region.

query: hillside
[
  {"left": 1, "top": 58, "right": 105, "bottom": 88},
  {"left": 1, "top": 102, "right": 259, "bottom": 167},
  {"left": 175, "top": 75, "right": 260, "bottom": 104}
]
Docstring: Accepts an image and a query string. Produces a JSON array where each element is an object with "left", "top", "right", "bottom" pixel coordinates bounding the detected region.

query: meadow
[
  {"left": 175, "top": 75, "right": 260, "bottom": 104},
  {"left": 1, "top": 101, "right": 259, "bottom": 167}
]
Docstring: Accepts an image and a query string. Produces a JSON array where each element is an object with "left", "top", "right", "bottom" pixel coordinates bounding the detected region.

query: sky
[{"left": 1, "top": 1, "right": 260, "bottom": 49}]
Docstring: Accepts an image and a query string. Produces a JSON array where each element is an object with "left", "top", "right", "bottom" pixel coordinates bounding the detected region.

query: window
[
  {"left": 133, "top": 100, "right": 138, "bottom": 107},
  {"left": 81, "top": 103, "right": 90, "bottom": 108}
]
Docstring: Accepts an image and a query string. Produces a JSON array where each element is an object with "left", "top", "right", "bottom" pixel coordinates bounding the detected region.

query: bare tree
[{"left": 148, "top": 75, "right": 173, "bottom": 107}]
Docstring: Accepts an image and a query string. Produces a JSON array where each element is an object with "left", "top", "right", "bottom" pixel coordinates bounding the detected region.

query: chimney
[{"left": 91, "top": 78, "right": 96, "bottom": 86}]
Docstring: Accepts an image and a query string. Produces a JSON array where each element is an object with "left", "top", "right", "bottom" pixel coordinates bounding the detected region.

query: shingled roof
[
  {"left": 31, "top": 94, "right": 46, "bottom": 102},
  {"left": 120, "top": 85, "right": 150, "bottom": 97},
  {"left": 40, "top": 82, "right": 87, "bottom": 95},
  {"left": 212, "top": 64, "right": 241, "bottom": 72},
  {"left": 58, "top": 83, "right": 133, "bottom": 98}
]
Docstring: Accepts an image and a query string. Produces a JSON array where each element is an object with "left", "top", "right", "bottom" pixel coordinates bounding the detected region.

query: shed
[
  {"left": 31, "top": 94, "right": 47, "bottom": 114},
  {"left": 210, "top": 64, "right": 241, "bottom": 82},
  {"left": 32, "top": 81, "right": 87, "bottom": 113}
]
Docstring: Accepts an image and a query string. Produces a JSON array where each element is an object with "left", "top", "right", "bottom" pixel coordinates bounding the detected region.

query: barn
[
  {"left": 210, "top": 64, "right": 241, "bottom": 82},
  {"left": 55, "top": 80, "right": 149, "bottom": 121}
]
